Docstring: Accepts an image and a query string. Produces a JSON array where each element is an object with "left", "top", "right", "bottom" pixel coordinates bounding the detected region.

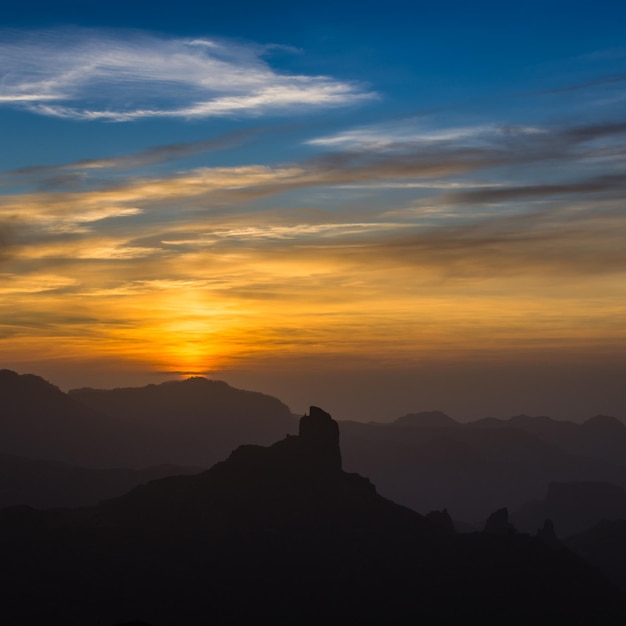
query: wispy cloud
[
  {"left": 306, "top": 122, "right": 545, "bottom": 151},
  {"left": 2, "top": 106, "right": 626, "bottom": 377},
  {"left": 355, "top": 202, "right": 626, "bottom": 279},
  {"left": 0, "top": 220, "right": 15, "bottom": 262},
  {"left": 434, "top": 173, "right": 626, "bottom": 206},
  {"left": 2, "top": 114, "right": 625, "bottom": 242},
  {"left": 0, "top": 29, "right": 373, "bottom": 121},
  {"left": 6, "top": 129, "right": 259, "bottom": 180},
  {"left": 532, "top": 72, "right": 626, "bottom": 96}
]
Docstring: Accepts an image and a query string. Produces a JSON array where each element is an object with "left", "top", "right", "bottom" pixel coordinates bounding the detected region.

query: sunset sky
[{"left": 1, "top": 1, "right": 625, "bottom": 421}]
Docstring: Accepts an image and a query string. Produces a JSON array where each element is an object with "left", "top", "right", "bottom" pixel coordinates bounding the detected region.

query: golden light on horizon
[
  {"left": 3, "top": 255, "right": 625, "bottom": 382},
  {"left": 1, "top": 153, "right": 625, "bottom": 392}
]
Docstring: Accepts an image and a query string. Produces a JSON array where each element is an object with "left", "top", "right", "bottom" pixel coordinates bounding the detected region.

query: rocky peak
[
  {"left": 484, "top": 507, "right": 517, "bottom": 535},
  {"left": 537, "top": 518, "right": 560, "bottom": 549},
  {"left": 298, "top": 406, "right": 342, "bottom": 472}
]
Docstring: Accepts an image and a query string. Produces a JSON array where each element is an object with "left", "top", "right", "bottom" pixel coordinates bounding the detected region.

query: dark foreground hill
[
  {"left": 566, "top": 520, "right": 626, "bottom": 593},
  {"left": 0, "top": 407, "right": 624, "bottom": 626}
]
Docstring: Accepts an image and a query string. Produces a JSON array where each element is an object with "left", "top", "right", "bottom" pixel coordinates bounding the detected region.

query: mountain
[
  {"left": 0, "top": 370, "right": 295, "bottom": 469},
  {"left": 392, "top": 410, "right": 459, "bottom": 428},
  {"left": 0, "top": 369, "right": 125, "bottom": 466},
  {"left": 470, "top": 413, "right": 626, "bottom": 466},
  {"left": 4, "top": 368, "right": 626, "bottom": 524},
  {"left": 566, "top": 520, "right": 626, "bottom": 592},
  {"left": 0, "top": 451, "right": 200, "bottom": 509},
  {"left": 0, "top": 407, "right": 624, "bottom": 625},
  {"left": 513, "top": 482, "right": 626, "bottom": 537},
  {"left": 339, "top": 415, "right": 626, "bottom": 521},
  {"left": 85, "top": 406, "right": 424, "bottom": 532},
  {"left": 69, "top": 376, "right": 296, "bottom": 467}
]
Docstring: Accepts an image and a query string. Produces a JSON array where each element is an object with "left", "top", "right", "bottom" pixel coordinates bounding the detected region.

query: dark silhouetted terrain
[
  {"left": 0, "top": 370, "right": 295, "bottom": 469},
  {"left": 471, "top": 413, "right": 626, "bottom": 466},
  {"left": 0, "top": 407, "right": 624, "bottom": 625},
  {"left": 513, "top": 481, "right": 626, "bottom": 537},
  {"left": 567, "top": 520, "right": 626, "bottom": 593},
  {"left": 0, "top": 369, "right": 123, "bottom": 466},
  {"left": 339, "top": 411, "right": 626, "bottom": 520},
  {"left": 0, "top": 452, "right": 200, "bottom": 508},
  {"left": 3, "top": 370, "right": 626, "bottom": 524},
  {"left": 70, "top": 376, "right": 296, "bottom": 467}
]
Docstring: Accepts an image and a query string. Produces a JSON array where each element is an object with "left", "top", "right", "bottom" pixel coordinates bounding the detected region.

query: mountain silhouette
[
  {"left": 0, "top": 370, "right": 295, "bottom": 469},
  {"left": 5, "top": 369, "right": 626, "bottom": 524},
  {"left": 339, "top": 414, "right": 626, "bottom": 520},
  {"left": 0, "top": 451, "right": 200, "bottom": 508},
  {"left": 567, "top": 520, "right": 626, "bottom": 593},
  {"left": 70, "top": 376, "right": 296, "bottom": 466},
  {"left": 392, "top": 410, "right": 459, "bottom": 428},
  {"left": 483, "top": 507, "right": 517, "bottom": 535},
  {"left": 0, "top": 369, "right": 124, "bottom": 466},
  {"left": 472, "top": 413, "right": 626, "bottom": 466},
  {"left": 88, "top": 406, "right": 424, "bottom": 532},
  {"left": 513, "top": 481, "right": 626, "bottom": 537},
  {"left": 0, "top": 406, "right": 624, "bottom": 625}
]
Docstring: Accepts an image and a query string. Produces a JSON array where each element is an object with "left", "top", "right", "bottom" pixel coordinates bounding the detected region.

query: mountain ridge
[
  {"left": 1, "top": 405, "right": 624, "bottom": 625},
  {"left": 4, "top": 369, "right": 626, "bottom": 520},
  {"left": 0, "top": 369, "right": 296, "bottom": 469}
]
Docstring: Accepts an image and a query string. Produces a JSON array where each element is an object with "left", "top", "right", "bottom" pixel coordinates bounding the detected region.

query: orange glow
[{"left": 2, "top": 162, "right": 626, "bottom": 386}]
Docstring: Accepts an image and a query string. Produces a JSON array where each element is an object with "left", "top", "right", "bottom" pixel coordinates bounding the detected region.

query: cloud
[
  {"left": 0, "top": 221, "right": 15, "bottom": 263},
  {"left": 338, "top": 202, "right": 626, "bottom": 281},
  {"left": 6, "top": 129, "right": 260, "bottom": 180},
  {"left": 0, "top": 29, "right": 373, "bottom": 121},
  {"left": 532, "top": 72, "right": 626, "bottom": 96},
  {"left": 2, "top": 110, "right": 625, "bottom": 296},
  {"left": 0, "top": 129, "right": 264, "bottom": 194},
  {"left": 301, "top": 118, "right": 626, "bottom": 191},
  {"left": 435, "top": 173, "right": 626, "bottom": 206},
  {"left": 306, "top": 122, "right": 545, "bottom": 151},
  {"left": 0, "top": 274, "right": 78, "bottom": 294},
  {"left": 2, "top": 116, "right": 625, "bottom": 245}
]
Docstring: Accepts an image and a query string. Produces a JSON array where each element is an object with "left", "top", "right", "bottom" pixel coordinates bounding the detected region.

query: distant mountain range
[
  {"left": 1, "top": 407, "right": 624, "bottom": 625},
  {"left": 340, "top": 410, "right": 626, "bottom": 520},
  {"left": 0, "top": 369, "right": 295, "bottom": 468},
  {"left": 513, "top": 481, "right": 626, "bottom": 538},
  {"left": 0, "top": 452, "right": 200, "bottom": 509},
  {"left": 3, "top": 369, "right": 626, "bottom": 522}
]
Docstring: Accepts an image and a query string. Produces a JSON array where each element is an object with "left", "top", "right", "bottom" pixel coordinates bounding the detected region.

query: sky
[{"left": 1, "top": 0, "right": 625, "bottom": 421}]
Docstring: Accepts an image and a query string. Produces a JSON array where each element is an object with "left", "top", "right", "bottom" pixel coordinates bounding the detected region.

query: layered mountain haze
[
  {"left": 0, "top": 452, "right": 199, "bottom": 509},
  {"left": 513, "top": 481, "right": 626, "bottom": 538},
  {"left": 471, "top": 413, "right": 626, "bottom": 467},
  {"left": 69, "top": 376, "right": 296, "bottom": 466},
  {"left": 1, "top": 406, "right": 625, "bottom": 625},
  {"left": 3, "top": 370, "right": 626, "bottom": 522},
  {"left": 0, "top": 369, "right": 125, "bottom": 466},
  {"left": 340, "top": 410, "right": 626, "bottom": 521},
  {"left": 87, "top": 406, "right": 421, "bottom": 533},
  {"left": 0, "top": 369, "right": 295, "bottom": 469}
]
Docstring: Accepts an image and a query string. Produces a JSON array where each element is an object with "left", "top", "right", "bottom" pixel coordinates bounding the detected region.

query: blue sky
[
  {"left": 1, "top": 0, "right": 625, "bottom": 420},
  {"left": 3, "top": 0, "right": 625, "bottom": 167}
]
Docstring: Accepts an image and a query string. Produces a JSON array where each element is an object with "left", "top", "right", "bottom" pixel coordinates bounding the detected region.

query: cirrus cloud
[{"left": 0, "top": 29, "right": 374, "bottom": 121}]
